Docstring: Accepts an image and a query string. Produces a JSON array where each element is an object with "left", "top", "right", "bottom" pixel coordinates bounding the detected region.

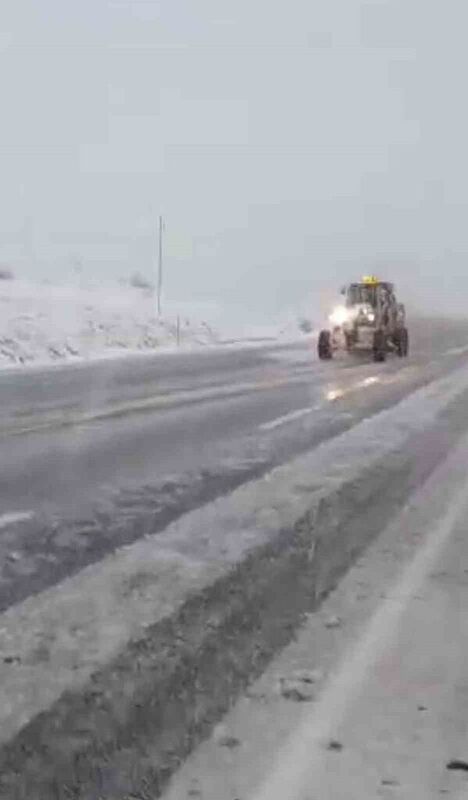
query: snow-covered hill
[
  {"left": 0, "top": 279, "right": 225, "bottom": 368},
  {"left": 0, "top": 278, "right": 309, "bottom": 369}
]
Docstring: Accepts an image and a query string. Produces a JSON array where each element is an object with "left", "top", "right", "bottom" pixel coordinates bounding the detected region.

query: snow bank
[
  {"left": 0, "top": 278, "right": 306, "bottom": 369},
  {"left": 0, "top": 279, "right": 226, "bottom": 368}
]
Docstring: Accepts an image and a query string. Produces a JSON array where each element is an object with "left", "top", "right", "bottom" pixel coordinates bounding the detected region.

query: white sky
[{"left": 1, "top": 0, "right": 467, "bottom": 317}]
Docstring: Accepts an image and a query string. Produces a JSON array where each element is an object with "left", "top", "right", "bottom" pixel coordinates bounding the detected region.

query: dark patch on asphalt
[
  {"left": 327, "top": 740, "right": 344, "bottom": 752},
  {"left": 279, "top": 684, "right": 315, "bottom": 703},
  {"left": 3, "top": 655, "right": 21, "bottom": 665},
  {"left": 216, "top": 735, "right": 241, "bottom": 749},
  {"left": 446, "top": 760, "right": 468, "bottom": 772}
]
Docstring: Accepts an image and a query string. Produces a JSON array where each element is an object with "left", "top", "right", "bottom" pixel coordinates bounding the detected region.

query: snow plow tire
[
  {"left": 373, "top": 330, "right": 387, "bottom": 362},
  {"left": 318, "top": 330, "right": 333, "bottom": 360},
  {"left": 397, "top": 327, "right": 409, "bottom": 357}
]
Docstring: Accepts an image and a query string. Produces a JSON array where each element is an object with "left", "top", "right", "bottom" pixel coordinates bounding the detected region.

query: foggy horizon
[{"left": 1, "top": 0, "right": 468, "bottom": 316}]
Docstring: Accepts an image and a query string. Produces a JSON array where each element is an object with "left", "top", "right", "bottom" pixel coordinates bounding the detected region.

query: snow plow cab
[{"left": 318, "top": 276, "right": 408, "bottom": 363}]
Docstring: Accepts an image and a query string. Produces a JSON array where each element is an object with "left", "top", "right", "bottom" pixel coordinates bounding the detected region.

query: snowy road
[
  {"left": 1, "top": 319, "right": 468, "bottom": 797},
  {"left": 163, "top": 413, "right": 468, "bottom": 800},
  {"left": 1, "top": 318, "right": 468, "bottom": 518},
  {"left": 0, "top": 319, "right": 468, "bottom": 613}
]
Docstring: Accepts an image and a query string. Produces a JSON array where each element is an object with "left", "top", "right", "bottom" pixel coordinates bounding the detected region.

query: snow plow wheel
[
  {"left": 373, "top": 330, "right": 387, "bottom": 362},
  {"left": 397, "top": 327, "right": 409, "bottom": 357},
  {"left": 318, "top": 330, "right": 333, "bottom": 360}
]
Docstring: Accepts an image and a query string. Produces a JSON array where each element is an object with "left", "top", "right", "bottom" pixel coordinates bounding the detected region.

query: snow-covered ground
[
  {"left": 163, "top": 432, "right": 468, "bottom": 800},
  {"left": 0, "top": 278, "right": 307, "bottom": 369}
]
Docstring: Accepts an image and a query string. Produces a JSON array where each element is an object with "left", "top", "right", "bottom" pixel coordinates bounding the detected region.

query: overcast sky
[{"left": 1, "top": 0, "right": 467, "bottom": 316}]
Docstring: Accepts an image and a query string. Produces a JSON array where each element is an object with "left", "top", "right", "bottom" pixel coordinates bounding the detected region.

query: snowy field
[{"left": 0, "top": 278, "right": 306, "bottom": 369}]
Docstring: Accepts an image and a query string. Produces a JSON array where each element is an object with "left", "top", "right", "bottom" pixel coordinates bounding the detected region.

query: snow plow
[{"left": 318, "top": 276, "right": 409, "bottom": 363}]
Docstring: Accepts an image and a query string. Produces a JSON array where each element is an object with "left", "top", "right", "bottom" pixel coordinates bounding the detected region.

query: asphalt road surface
[
  {"left": 2, "top": 316, "right": 468, "bottom": 799},
  {"left": 2, "top": 318, "right": 468, "bottom": 519},
  {"left": 163, "top": 408, "right": 468, "bottom": 800},
  {"left": 0, "top": 317, "right": 467, "bottom": 615}
]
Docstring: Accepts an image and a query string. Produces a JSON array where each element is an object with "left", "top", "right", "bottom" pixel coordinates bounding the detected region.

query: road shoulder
[{"left": 162, "top": 428, "right": 468, "bottom": 800}]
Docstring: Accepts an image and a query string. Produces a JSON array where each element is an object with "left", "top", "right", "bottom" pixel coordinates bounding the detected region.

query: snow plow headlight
[
  {"left": 329, "top": 306, "right": 350, "bottom": 326},
  {"left": 361, "top": 305, "right": 375, "bottom": 322}
]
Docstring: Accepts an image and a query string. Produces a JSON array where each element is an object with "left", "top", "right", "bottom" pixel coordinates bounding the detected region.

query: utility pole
[
  {"left": 157, "top": 215, "right": 163, "bottom": 316},
  {"left": 22, "top": 214, "right": 34, "bottom": 271}
]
